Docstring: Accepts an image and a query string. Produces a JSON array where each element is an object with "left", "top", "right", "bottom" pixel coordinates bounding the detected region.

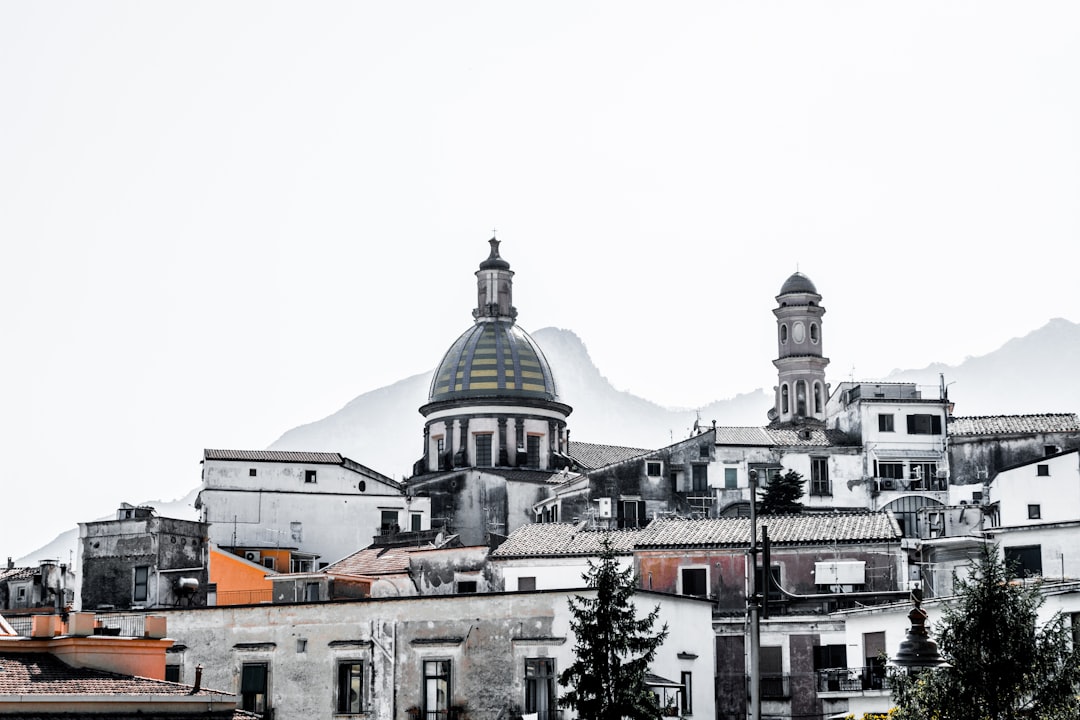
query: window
[
  {"left": 810, "top": 322, "right": 819, "bottom": 343},
  {"left": 878, "top": 462, "right": 905, "bottom": 480},
  {"left": 810, "top": 456, "right": 830, "bottom": 496},
  {"left": 525, "top": 659, "right": 556, "bottom": 720},
  {"left": 1028, "top": 504, "right": 1041, "bottom": 519},
  {"left": 681, "top": 567, "right": 707, "bottom": 597},
  {"left": 240, "top": 662, "right": 269, "bottom": 714},
  {"left": 165, "top": 664, "right": 181, "bottom": 682},
  {"left": 814, "top": 383, "right": 822, "bottom": 414},
  {"left": 911, "top": 463, "right": 938, "bottom": 487},
  {"left": 423, "top": 660, "right": 451, "bottom": 720},
  {"left": 646, "top": 461, "right": 663, "bottom": 477},
  {"left": 1004, "top": 545, "right": 1042, "bottom": 578},
  {"left": 263, "top": 557, "right": 276, "bottom": 570},
  {"left": 249, "top": 468, "right": 257, "bottom": 477},
  {"left": 691, "top": 464, "right": 708, "bottom": 492},
  {"left": 812, "top": 644, "right": 846, "bottom": 670},
  {"left": 1037, "top": 464, "right": 1050, "bottom": 477},
  {"left": 526, "top": 435, "right": 541, "bottom": 469},
  {"left": 381, "top": 510, "right": 399, "bottom": 535},
  {"left": 795, "top": 380, "right": 807, "bottom": 416},
  {"left": 699, "top": 444, "right": 710, "bottom": 459},
  {"left": 305, "top": 469, "right": 317, "bottom": 483},
  {"left": 304, "top": 583, "right": 320, "bottom": 601},
  {"left": 754, "top": 565, "right": 782, "bottom": 603},
  {"left": 781, "top": 385, "right": 789, "bottom": 413},
  {"left": 291, "top": 558, "right": 314, "bottom": 573},
  {"left": 411, "top": 513, "right": 422, "bottom": 532},
  {"left": 906, "top": 414, "right": 943, "bottom": 435},
  {"left": 518, "top": 576, "right": 536, "bottom": 591},
  {"left": 878, "top": 414, "right": 895, "bottom": 432},
  {"left": 133, "top": 566, "right": 149, "bottom": 603},
  {"left": 456, "top": 580, "right": 477, "bottom": 594},
  {"left": 780, "top": 324, "right": 788, "bottom": 344},
  {"left": 475, "top": 433, "right": 493, "bottom": 467},
  {"left": 760, "top": 646, "right": 785, "bottom": 698},
  {"left": 618, "top": 499, "right": 646, "bottom": 529},
  {"left": 434, "top": 436, "right": 445, "bottom": 455},
  {"left": 724, "top": 467, "right": 738, "bottom": 489},
  {"left": 337, "top": 661, "right": 363, "bottom": 714},
  {"left": 680, "top": 671, "right": 693, "bottom": 715}
]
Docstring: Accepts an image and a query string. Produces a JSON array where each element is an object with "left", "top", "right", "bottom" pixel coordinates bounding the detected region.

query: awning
[
  {"left": 645, "top": 673, "right": 683, "bottom": 688},
  {"left": 872, "top": 449, "right": 943, "bottom": 459}
]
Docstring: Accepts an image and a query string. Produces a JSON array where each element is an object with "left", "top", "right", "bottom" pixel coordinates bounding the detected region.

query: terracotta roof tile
[
  {"left": 323, "top": 546, "right": 429, "bottom": 576},
  {"left": 492, "top": 513, "right": 900, "bottom": 557},
  {"left": 0, "top": 653, "right": 229, "bottom": 697},
  {"left": 567, "top": 442, "right": 652, "bottom": 469},
  {"left": 947, "top": 413, "right": 1080, "bottom": 436},
  {"left": 491, "top": 523, "right": 644, "bottom": 557}
]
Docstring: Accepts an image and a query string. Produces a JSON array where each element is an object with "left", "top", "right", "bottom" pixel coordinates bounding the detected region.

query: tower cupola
[{"left": 473, "top": 238, "right": 517, "bottom": 322}]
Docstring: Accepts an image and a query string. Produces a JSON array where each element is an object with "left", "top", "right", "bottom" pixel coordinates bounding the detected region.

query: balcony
[
  {"left": 816, "top": 666, "right": 891, "bottom": 694},
  {"left": 745, "top": 674, "right": 790, "bottom": 699}
]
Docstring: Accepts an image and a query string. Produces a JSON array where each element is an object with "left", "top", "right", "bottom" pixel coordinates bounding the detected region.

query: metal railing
[
  {"left": 216, "top": 589, "right": 273, "bottom": 605},
  {"left": 816, "top": 667, "right": 891, "bottom": 693},
  {"left": 760, "top": 673, "right": 789, "bottom": 698},
  {"left": 5, "top": 617, "right": 31, "bottom": 636},
  {"left": 93, "top": 613, "right": 147, "bottom": 638}
]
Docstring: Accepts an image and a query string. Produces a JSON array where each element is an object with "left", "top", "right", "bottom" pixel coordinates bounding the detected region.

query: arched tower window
[
  {"left": 814, "top": 383, "right": 823, "bottom": 414},
  {"left": 781, "top": 385, "right": 789, "bottom": 414},
  {"left": 780, "top": 324, "right": 788, "bottom": 344},
  {"left": 796, "top": 381, "right": 807, "bottom": 416},
  {"left": 810, "top": 323, "right": 819, "bottom": 343}
]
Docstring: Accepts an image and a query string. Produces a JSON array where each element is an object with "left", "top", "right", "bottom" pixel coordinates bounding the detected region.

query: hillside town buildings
[{"left": 7, "top": 236, "right": 1080, "bottom": 719}]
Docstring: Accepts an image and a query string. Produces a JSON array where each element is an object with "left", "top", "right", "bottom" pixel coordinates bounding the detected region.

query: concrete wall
[
  {"left": 950, "top": 431, "right": 1080, "bottom": 485},
  {"left": 992, "top": 451, "right": 1080, "bottom": 527},
  {"left": 155, "top": 589, "right": 715, "bottom": 720},
  {"left": 79, "top": 516, "right": 208, "bottom": 611}
]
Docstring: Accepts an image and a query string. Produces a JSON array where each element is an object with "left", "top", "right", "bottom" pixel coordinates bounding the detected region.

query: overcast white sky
[{"left": 2, "top": 2, "right": 1078, "bottom": 560}]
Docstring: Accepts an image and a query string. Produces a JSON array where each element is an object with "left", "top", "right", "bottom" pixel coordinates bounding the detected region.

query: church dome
[
  {"left": 427, "top": 320, "right": 559, "bottom": 404},
  {"left": 779, "top": 271, "right": 818, "bottom": 296}
]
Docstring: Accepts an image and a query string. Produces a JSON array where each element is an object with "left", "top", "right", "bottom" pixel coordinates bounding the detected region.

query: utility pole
[{"left": 747, "top": 469, "right": 761, "bottom": 720}]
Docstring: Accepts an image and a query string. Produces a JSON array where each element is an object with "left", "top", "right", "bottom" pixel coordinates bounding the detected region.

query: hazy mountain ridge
[{"left": 17, "top": 319, "right": 1080, "bottom": 565}]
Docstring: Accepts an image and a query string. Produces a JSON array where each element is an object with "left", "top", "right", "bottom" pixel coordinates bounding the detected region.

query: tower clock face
[{"left": 792, "top": 321, "right": 806, "bottom": 343}]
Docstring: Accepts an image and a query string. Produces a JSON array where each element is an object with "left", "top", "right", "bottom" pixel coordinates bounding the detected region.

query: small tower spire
[{"left": 473, "top": 237, "right": 517, "bottom": 322}]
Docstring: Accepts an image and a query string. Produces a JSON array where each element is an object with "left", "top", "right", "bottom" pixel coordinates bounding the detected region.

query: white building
[{"left": 197, "top": 449, "right": 430, "bottom": 567}]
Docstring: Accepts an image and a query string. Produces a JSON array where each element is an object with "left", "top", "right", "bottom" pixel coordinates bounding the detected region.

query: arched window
[
  {"left": 781, "top": 385, "right": 789, "bottom": 414},
  {"left": 780, "top": 324, "right": 788, "bottom": 344},
  {"left": 814, "top": 383, "right": 823, "bottom": 414},
  {"left": 810, "top": 323, "right": 819, "bottom": 343},
  {"left": 796, "top": 381, "right": 807, "bottom": 416}
]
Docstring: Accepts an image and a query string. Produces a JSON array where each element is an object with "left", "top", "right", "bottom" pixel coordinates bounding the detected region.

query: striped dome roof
[{"left": 428, "top": 321, "right": 559, "bottom": 403}]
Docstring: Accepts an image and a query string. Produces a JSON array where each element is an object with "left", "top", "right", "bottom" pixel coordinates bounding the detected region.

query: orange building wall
[{"left": 209, "top": 547, "right": 273, "bottom": 605}]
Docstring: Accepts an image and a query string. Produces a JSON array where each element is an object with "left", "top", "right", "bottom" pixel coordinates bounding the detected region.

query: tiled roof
[
  {"left": 947, "top": 414, "right": 1080, "bottom": 436},
  {"left": 323, "top": 545, "right": 430, "bottom": 576},
  {"left": 714, "top": 426, "right": 851, "bottom": 447},
  {"left": 568, "top": 442, "right": 652, "bottom": 469},
  {"left": 491, "top": 523, "right": 645, "bottom": 557},
  {"left": 0, "top": 653, "right": 229, "bottom": 697},
  {"left": 636, "top": 513, "right": 901, "bottom": 547},
  {"left": 0, "top": 567, "right": 35, "bottom": 583},
  {"left": 205, "top": 449, "right": 347, "bottom": 464},
  {"left": 492, "top": 513, "right": 901, "bottom": 557}
]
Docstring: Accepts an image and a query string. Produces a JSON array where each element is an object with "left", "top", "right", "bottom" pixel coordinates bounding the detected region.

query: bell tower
[{"left": 769, "top": 272, "right": 829, "bottom": 424}]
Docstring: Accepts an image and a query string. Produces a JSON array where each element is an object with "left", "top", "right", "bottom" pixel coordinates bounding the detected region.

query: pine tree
[
  {"left": 558, "top": 536, "right": 670, "bottom": 720},
  {"left": 757, "top": 469, "right": 805, "bottom": 514},
  {"left": 890, "top": 543, "right": 1080, "bottom": 720}
]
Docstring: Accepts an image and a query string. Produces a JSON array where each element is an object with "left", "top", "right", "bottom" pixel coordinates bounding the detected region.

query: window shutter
[
  {"left": 906, "top": 415, "right": 916, "bottom": 433},
  {"left": 637, "top": 501, "right": 647, "bottom": 527}
]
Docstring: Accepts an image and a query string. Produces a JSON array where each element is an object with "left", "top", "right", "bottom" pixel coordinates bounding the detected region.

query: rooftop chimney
[{"left": 190, "top": 664, "right": 203, "bottom": 694}]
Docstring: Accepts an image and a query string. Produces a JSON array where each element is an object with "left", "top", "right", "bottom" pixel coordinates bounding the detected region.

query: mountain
[
  {"left": 18, "top": 319, "right": 1080, "bottom": 565},
  {"left": 267, "top": 327, "right": 770, "bottom": 479},
  {"left": 878, "top": 317, "right": 1080, "bottom": 417}
]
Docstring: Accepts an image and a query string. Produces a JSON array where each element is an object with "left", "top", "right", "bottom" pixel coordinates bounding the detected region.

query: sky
[{"left": 2, "top": 1, "right": 1078, "bottom": 560}]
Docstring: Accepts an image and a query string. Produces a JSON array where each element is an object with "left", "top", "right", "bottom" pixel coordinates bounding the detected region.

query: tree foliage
[
  {"left": 890, "top": 543, "right": 1080, "bottom": 720},
  {"left": 559, "top": 536, "right": 670, "bottom": 720},
  {"left": 757, "top": 469, "right": 805, "bottom": 514}
]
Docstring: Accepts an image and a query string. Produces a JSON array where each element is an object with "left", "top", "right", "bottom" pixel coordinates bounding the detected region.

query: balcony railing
[
  {"left": 817, "top": 667, "right": 891, "bottom": 693},
  {"left": 747, "top": 673, "right": 789, "bottom": 699},
  {"left": 216, "top": 589, "right": 273, "bottom": 605}
]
